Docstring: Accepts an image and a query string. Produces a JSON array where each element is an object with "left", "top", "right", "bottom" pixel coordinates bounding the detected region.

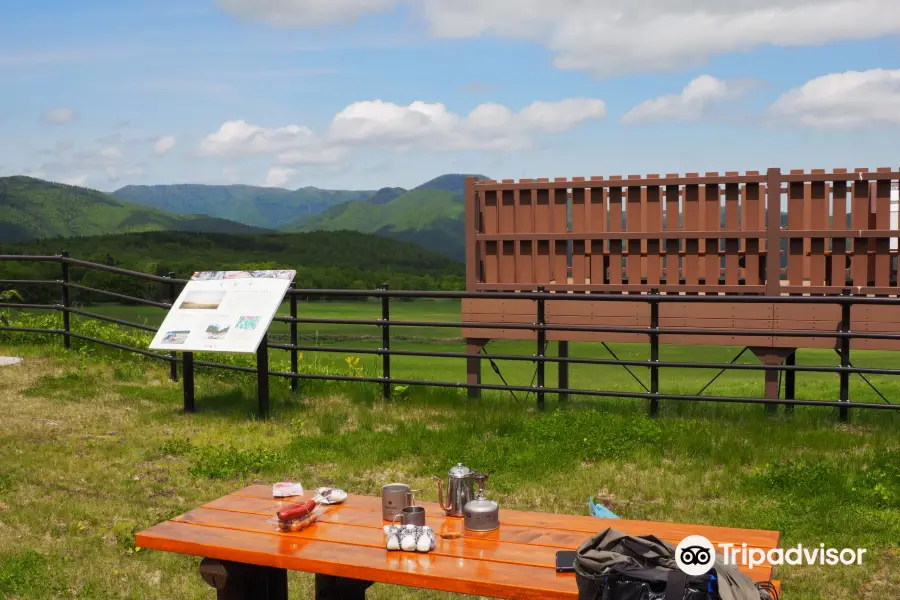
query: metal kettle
[{"left": 432, "top": 463, "right": 484, "bottom": 518}]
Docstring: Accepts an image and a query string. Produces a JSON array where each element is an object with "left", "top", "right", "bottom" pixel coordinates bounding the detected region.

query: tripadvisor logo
[{"left": 675, "top": 535, "right": 867, "bottom": 575}]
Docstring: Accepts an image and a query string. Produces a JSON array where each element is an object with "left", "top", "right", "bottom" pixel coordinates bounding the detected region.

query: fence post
[
  {"left": 183, "top": 351, "right": 195, "bottom": 413},
  {"left": 289, "top": 283, "right": 299, "bottom": 393},
  {"left": 380, "top": 283, "right": 391, "bottom": 401},
  {"left": 784, "top": 350, "right": 796, "bottom": 413},
  {"left": 557, "top": 341, "right": 569, "bottom": 403},
  {"left": 61, "top": 250, "right": 70, "bottom": 350},
  {"left": 167, "top": 272, "right": 178, "bottom": 383},
  {"left": 258, "top": 334, "right": 270, "bottom": 419},
  {"left": 649, "top": 288, "right": 660, "bottom": 418},
  {"left": 536, "top": 286, "right": 546, "bottom": 410},
  {"left": 839, "top": 289, "right": 851, "bottom": 422}
]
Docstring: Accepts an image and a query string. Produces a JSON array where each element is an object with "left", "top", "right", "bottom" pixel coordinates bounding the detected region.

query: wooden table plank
[
  {"left": 137, "top": 487, "right": 783, "bottom": 598},
  {"left": 175, "top": 507, "right": 774, "bottom": 583},
  {"left": 227, "top": 486, "right": 782, "bottom": 551},
  {"left": 136, "top": 521, "right": 579, "bottom": 600}
]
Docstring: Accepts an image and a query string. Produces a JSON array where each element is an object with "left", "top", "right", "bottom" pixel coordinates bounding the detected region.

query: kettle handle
[{"left": 431, "top": 476, "right": 449, "bottom": 514}]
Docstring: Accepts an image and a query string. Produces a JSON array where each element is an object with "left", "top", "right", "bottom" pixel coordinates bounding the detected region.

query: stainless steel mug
[
  {"left": 400, "top": 505, "right": 426, "bottom": 526},
  {"left": 382, "top": 483, "right": 413, "bottom": 521}
]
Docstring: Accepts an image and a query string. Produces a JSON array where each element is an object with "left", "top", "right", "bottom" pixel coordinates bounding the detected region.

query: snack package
[
  {"left": 273, "top": 482, "right": 304, "bottom": 498},
  {"left": 383, "top": 524, "right": 436, "bottom": 553},
  {"left": 269, "top": 500, "right": 327, "bottom": 532}
]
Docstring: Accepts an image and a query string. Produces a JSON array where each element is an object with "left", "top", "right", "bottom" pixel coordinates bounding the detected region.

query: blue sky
[{"left": 0, "top": 0, "right": 898, "bottom": 191}]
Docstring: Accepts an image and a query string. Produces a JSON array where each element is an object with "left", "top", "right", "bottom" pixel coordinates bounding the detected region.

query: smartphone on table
[{"left": 555, "top": 550, "right": 577, "bottom": 573}]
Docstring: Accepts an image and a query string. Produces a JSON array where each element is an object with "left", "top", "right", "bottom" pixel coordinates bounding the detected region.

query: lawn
[
  {"left": 1, "top": 302, "right": 899, "bottom": 599},
  {"left": 0, "top": 337, "right": 899, "bottom": 598}
]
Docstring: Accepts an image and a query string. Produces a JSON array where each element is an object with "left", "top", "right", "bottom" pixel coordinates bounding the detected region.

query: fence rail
[{"left": 1, "top": 253, "right": 899, "bottom": 420}]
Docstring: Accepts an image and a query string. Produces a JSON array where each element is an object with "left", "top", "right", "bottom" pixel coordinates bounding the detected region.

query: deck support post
[
  {"left": 315, "top": 574, "right": 373, "bottom": 599},
  {"left": 749, "top": 347, "right": 796, "bottom": 416},
  {"left": 199, "top": 558, "right": 288, "bottom": 600}
]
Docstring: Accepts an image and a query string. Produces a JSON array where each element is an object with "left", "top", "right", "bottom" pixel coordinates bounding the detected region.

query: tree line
[{"left": 0, "top": 230, "right": 465, "bottom": 306}]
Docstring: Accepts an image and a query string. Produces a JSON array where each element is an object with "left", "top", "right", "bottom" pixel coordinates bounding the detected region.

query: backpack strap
[{"left": 664, "top": 569, "right": 689, "bottom": 600}]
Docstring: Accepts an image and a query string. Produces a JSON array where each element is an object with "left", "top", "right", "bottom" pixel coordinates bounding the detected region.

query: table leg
[
  {"left": 315, "top": 574, "right": 373, "bottom": 599},
  {"left": 199, "top": 558, "right": 288, "bottom": 600}
]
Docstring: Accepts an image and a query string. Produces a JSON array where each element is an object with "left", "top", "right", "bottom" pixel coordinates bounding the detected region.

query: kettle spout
[{"left": 431, "top": 476, "right": 449, "bottom": 514}]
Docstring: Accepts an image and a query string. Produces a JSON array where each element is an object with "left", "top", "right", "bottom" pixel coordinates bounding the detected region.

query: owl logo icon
[{"left": 675, "top": 535, "right": 716, "bottom": 576}]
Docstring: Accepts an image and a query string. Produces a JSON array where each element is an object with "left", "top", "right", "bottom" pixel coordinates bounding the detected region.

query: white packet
[{"left": 272, "top": 482, "right": 305, "bottom": 498}]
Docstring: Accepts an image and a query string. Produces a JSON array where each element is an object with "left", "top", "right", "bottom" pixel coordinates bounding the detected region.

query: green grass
[
  {"left": 2, "top": 302, "right": 900, "bottom": 598},
  {"left": 0, "top": 341, "right": 898, "bottom": 600}
]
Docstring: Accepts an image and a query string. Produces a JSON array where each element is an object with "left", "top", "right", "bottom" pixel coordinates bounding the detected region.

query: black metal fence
[{"left": 2, "top": 253, "right": 899, "bottom": 421}]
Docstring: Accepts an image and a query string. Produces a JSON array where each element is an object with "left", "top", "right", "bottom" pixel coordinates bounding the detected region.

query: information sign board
[{"left": 149, "top": 269, "right": 296, "bottom": 353}]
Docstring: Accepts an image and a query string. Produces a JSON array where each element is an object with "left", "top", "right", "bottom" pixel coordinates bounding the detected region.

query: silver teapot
[{"left": 432, "top": 463, "right": 486, "bottom": 518}]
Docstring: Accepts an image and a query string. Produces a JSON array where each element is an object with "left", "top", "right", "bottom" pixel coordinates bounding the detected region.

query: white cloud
[
  {"left": 327, "top": 97, "right": 606, "bottom": 150},
  {"left": 216, "top": 0, "right": 900, "bottom": 77},
  {"left": 44, "top": 108, "right": 75, "bottom": 125},
  {"left": 33, "top": 143, "right": 143, "bottom": 186},
  {"left": 154, "top": 135, "right": 177, "bottom": 155},
  {"left": 217, "top": 0, "right": 399, "bottom": 26},
  {"left": 264, "top": 166, "right": 297, "bottom": 187},
  {"left": 768, "top": 69, "right": 900, "bottom": 129},
  {"left": 199, "top": 120, "right": 317, "bottom": 157},
  {"left": 622, "top": 75, "right": 751, "bottom": 124},
  {"left": 197, "top": 97, "right": 605, "bottom": 172}
]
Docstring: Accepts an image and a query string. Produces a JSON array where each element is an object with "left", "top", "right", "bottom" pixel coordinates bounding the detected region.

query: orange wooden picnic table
[{"left": 136, "top": 484, "right": 782, "bottom": 599}]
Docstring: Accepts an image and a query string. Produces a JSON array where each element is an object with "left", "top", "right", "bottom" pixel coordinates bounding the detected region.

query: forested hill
[
  {"left": 0, "top": 176, "right": 270, "bottom": 242},
  {"left": 112, "top": 183, "right": 374, "bottom": 229},
  {"left": 285, "top": 174, "right": 488, "bottom": 261},
  {"left": 0, "top": 230, "right": 465, "bottom": 304}
]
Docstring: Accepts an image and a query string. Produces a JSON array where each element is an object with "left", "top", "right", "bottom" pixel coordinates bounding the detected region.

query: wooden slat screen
[{"left": 471, "top": 169, "right": 900, "bottom": 295}]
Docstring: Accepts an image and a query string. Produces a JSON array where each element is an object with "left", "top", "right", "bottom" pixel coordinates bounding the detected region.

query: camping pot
[
  {"left": 432, "top": 463, "right": 482, "bottom": 518},
  {"left": 463, "top": 474, "right": 499, "bottom": 531}
]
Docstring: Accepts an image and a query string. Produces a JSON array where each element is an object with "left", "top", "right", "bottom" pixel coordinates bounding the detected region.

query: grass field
[
  {"left": 2, "top": 300, "right": 900, "bottom": 599},
  {"left": 80, "top": 299, "right": 900, "bottom": 406},
  {"left": 0, "top": 340, "right": 899, "bottom": 600}
]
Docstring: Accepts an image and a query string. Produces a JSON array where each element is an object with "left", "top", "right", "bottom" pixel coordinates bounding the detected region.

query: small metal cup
[
  {"left": 382, "top": 483, "right": 413, "bottom": 521},
  {"left": 400, "top": 505, "right": 426, "bottom": 526}
]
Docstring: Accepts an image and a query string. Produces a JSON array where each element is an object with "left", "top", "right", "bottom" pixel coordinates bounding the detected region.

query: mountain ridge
[
  {"left": 112, "top": 183, "right": 375, "bottom": 229},
  {"left": 283, "top": 174, "right": 487, "bottom": 260},
  {"left": 0, "top": 176, "right": 270, "bottom": 243}
]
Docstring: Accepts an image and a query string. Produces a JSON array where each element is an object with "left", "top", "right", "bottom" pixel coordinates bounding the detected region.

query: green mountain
[
  {"left": 1, "top": 230, "right": 465, "bottom": 305},
  {"left": 286, "top": 174, "right": 486, "bottom": 261},
  {"left": 112, "top": 183, "right": 374, "bottom": 228},
  {"left": 0, "top": 176, "right": 269, "bottom": 243},
  {"left": 368, "top": 187, "right": 407, "bottom": 205}
]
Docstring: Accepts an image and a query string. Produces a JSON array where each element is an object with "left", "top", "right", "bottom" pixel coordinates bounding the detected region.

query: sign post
[{"left": 150, "top": 269, "right": 297, "bottom": 415}]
